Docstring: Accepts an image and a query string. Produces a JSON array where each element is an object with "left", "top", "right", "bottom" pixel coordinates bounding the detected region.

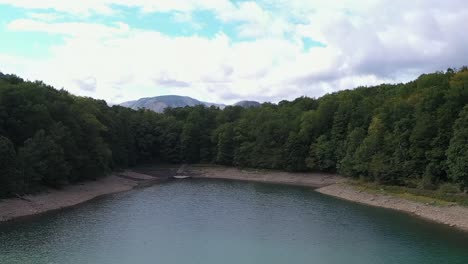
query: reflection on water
[{"left": 1, "top": 179, "right": 468, "bottom": 264}]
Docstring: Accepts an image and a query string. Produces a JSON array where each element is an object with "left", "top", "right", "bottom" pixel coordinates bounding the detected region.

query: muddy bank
[
  {"left": 188, "top": 165, "right": 344, "bottom": 188},
  {"left": 317, "top": 183, "right": 468, "bottom": 232},
  {"left": 191, "top": 165, "right": 468, "bottom": 232},
  {"left": 3, "top": 164, "right": 468, "bottom": 233},
  {"left": 0, "top": 171, "right": 164, "bottom": 223}
]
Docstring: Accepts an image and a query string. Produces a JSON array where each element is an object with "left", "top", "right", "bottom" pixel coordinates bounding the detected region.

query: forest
[{"left": 0, "top": 68, "right": 467, "bottom": 198}]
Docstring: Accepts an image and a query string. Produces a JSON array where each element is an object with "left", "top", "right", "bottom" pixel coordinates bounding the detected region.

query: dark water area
[{"left": 1, "top": 179, "right": 468, "bottom": 264}]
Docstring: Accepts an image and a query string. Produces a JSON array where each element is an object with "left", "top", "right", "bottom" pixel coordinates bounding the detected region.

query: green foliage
[
  {"left": 19, "top": 130, "right": 70, "bottom": 190},
  {"left": 438, "top": 183, "right": 461, "bottom": 194},
  {"left": 0, "top": 136, "right": 20, "bottom": 197},
  {"left": 339, "top": 127, "right": 366, "bottom": 176},
  {"left": 283, "top": 132, "right": 308, "bottom": 171},
  {"left": 0, "top": 67, "right": 467, "bottom": 197},
  {"left": 306, "top": 135, "right": 335, "bottom": 171},
  {"left": 353, "top": 117, "right": 385, "bottom": 179},
  {"left": 214, "top": 123, "right": 235, "bottom": 165},
  {"left": 447, "top": 106, "right": 468, "bottom": 189}
]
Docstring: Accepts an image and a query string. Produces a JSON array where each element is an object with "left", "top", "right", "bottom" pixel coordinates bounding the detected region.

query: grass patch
[{"left": 348, "top": 181, "right": 468, "bottom": 207}]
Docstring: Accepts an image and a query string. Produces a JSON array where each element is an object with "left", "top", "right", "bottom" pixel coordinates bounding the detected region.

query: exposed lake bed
[
  {"left": 1, "top": 178, "right": 468, "bottom": 264},
  {"left": 2, "top": 165, "right": 468, "bottom": 234},
  {"left": 188, "top": 165, "right": 468, "bottom": 232}
]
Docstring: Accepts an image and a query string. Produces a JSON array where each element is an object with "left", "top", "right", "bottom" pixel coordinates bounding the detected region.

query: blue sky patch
[
  {"left": 0, "top": 2, "right": 327, "bottom": 58},
  {"left": 302, "top": 37, "right": 326, "bottom": 51},
  {"left": 0, "top": 4, "right": 64, "bottom": 58}
]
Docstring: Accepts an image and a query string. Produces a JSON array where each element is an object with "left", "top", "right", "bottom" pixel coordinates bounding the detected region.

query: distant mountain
[
  {"left": 120, "top": 95, "right": 225, "bottom": 113},
  {"left": 234, "top": 100, "right": 261, "bottom": 108},
  {"left": 120, "top": 95, "right": 263, "bottom": 113}
]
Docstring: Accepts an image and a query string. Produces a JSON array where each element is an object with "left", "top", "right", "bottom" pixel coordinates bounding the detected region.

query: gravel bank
[
  {"left": 189, "top": 166, "right": 344, "bottom": 188},
  {"left": 316, "top": 183, "right": 468, "bottom": 232},
  {"left": 3, "top": 165, "right": 468, "bottom": 233},
  {"left": 191, "top": 165, "right": 468, "bottom": 232},
  {"left": 0, "top": 173, "right": 156, "bottom": 223}
]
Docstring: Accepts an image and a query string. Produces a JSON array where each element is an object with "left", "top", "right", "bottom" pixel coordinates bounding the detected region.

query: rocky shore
[
  {"left": 191, "top": 165, "right": 468, "bottom": 232},
  {"left": 2, "top": 165, "right": 468, "bottom": 233},
  {"left": 316, "top": 183, "right": 468, "bottom": 232},
  {"left": 0, "top": 171, "right": 163, "bottom": 223},
  {"left": 189, "top": 165, "right": 343, "bottom": 188}
]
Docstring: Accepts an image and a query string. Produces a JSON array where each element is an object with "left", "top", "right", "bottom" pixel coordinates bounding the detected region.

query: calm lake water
[{"left": 1, "top": 179, "right": 468, "bottom": 264}]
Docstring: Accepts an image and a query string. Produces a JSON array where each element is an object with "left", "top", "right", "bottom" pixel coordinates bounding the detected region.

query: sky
[{"left": 0, "top": 0, "right": 467, "bottom": 104}]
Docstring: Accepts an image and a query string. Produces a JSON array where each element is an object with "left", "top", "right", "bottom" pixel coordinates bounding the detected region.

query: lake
[{"left": 1, "top": 179, "right": 468, "bottom": 264}]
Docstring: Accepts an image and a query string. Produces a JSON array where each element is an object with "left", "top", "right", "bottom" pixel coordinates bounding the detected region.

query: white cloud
[
  {"left": 27, "top": 12, "right": 63, "bottom": 21},
  {"left": 2, "top": 18, "right": 323, "bottom": 103},
  {"left": 0, "top": 0, "right": 115, "bottom": 15},
  {"left": 0, "top": 0, "right": 467, "bottom": 104},
  {"left": 7, "top": 19, "right": 131, "bottom": 38},
  {"left": 0, "top": 0, "right": 234, "bottom": 15}
]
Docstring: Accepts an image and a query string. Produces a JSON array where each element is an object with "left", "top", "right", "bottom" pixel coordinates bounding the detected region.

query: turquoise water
[{"left": 1, "top": 179, "right": 468, "bottom": 264}]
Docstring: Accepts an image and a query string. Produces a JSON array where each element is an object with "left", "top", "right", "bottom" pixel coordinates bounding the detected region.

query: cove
[{"left": 1, "top": 179, "right": 468, "bottom": 264}]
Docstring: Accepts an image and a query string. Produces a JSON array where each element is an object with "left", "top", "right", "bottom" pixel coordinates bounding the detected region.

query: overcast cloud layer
[{"left": 0, "top": 0, "right": 467, "bottom": 104}]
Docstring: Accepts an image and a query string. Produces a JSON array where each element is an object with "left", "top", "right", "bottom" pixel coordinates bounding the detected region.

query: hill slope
[
  {"left": 120, "top": 95, "right": 225, "bottom": 112},
  {"left": 234, "top": 100, "right": 261, "bottom": 108},
  {"left": 121, "top": 96, "right": 261, "bottom": 112}
]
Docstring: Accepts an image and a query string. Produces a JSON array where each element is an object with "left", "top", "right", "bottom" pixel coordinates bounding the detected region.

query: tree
[
  {"left": 353, "top": 117, "right": 385, "bottom": 180},
  {"left": 180, "top": 121, "right": 200, "bottom": 163},
  {"left": 1, "top": 68, "right": 468, "bottom": 197},
  {"left": 0, "top": 136, "right": 19, "bottom": 197},
  {"left": 158, "top": 116, "right": 183, "bottom": 163},
  {"left": 339, "top": 127, "right": 366, "bottom": 177},
  {"left": 330, "top": 100, "right": 352, "bottom": 164},
  {"left": 215, "top": 123, "right": 235, "bottom": 165},
  {"left": 19, "top": 129, "right": 70, "bottom": 190},
  {"left": 306, "top": 135, "right": 335, "bottom": 171},
  {"left": 283, "top": 132, "right": 308, "bottom": 171},
  {"left": 448, "top": 70, "right": 468, "bottom": 108},
  {"left": 447, "top": 106, "right": 468, "bottom": 190},
  {"left": 71, "top": 100, "right": 112, "bottom": 180}
]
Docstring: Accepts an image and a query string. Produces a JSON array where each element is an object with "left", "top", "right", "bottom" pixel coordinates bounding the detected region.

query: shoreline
[
  {"left": 190, "top": 165, "right": 468, "bottom": 232},
  {"left": 316, "top": 183, "right": 468, "bottom": 232},
  {"left": 0, "top": 171, "right": 164, "bottom": 223},
  {"left": 2, "top": 164, "right": 468, "bottom": 233},
  {"left": 188, "top": 165, "right": 344, "bottom": 188}
]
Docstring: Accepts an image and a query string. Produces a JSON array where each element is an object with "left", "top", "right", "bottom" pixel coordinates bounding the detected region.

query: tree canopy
[{"left": 0, "top": 68, "right": 467, "bottom": 197}]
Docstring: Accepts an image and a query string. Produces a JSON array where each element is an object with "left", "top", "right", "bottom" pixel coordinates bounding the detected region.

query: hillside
[
  {"left": 234, "top": 100, "right": 261, "bottom": 108},
  {"left": 120, "top": 95, "right": 225, "bottom": 113},
  {"left": 0, "top": 68, "right": 467, "bottom": 199},
  {"left": 120, "top": 95, "right": 261, "bottom": 112}
]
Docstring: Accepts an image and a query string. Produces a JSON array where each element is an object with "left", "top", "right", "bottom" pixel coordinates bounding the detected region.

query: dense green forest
[{"left": 0, "top": 68, "right": 467, "bottom": 197}]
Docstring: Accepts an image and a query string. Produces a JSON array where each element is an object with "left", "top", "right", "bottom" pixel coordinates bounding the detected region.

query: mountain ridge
[{"left": 120, "top": 95, "right": 259, "bottom": 112}]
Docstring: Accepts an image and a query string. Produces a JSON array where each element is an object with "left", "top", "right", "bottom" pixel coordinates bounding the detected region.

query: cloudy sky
[{"left": 0, "top": 0, "right": 467, "bottom": 104}]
